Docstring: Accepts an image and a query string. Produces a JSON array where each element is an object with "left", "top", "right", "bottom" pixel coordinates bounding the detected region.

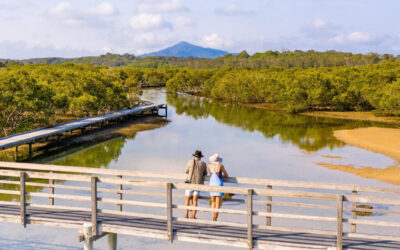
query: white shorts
[{"left": 185, "top": 190, "right": 200, "bottom": 197}]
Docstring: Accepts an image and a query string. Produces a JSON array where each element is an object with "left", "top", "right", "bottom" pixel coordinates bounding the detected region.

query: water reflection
[{"left": 167, "top": 93, "right": 386, "bottom": 152}]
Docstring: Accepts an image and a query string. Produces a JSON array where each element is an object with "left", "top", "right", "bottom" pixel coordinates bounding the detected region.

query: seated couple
[{"left": 184, "top": 150, "right": 228, "bottom": 221}]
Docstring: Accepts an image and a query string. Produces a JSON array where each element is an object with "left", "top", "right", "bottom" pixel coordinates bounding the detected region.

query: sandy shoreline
[{"left": 334, "top": 127, "right": 400, "bottom": 162}]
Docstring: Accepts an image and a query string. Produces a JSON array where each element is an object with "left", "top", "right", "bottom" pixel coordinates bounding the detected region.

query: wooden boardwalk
[
  {"left": 0, "top": 161, "right": 400, "bottom": 249},
  {"left": 0, "top": 102, "right": 166, "bottom": 151}
]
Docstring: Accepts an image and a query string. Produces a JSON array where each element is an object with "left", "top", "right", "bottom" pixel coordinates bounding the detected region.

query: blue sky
[{"left": 0, "top": 0, "right": 399, "bottom": 59}]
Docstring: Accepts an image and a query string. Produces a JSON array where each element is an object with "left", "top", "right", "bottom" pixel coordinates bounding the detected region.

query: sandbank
[{"left": 334, "top": 127, "right": 400, "bottom": 162}]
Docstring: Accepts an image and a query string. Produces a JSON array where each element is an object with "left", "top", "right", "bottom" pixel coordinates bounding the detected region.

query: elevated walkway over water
[
  {"left": 0, "top": 102, "right": 167, "bottom": 158},
  {"left": 0, "top": 162, "right": 400, "bottom": 249}
]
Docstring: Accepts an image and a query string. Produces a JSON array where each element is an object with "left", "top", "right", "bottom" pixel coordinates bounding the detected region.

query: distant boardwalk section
[
  {"left": 0, "top": 102, "right": 167, "bottom": 153},
  {"left": 0, "top": 162, "right": 400, "bottom": 249}
]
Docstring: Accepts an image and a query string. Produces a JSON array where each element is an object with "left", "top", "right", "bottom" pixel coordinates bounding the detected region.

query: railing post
[
  {"left": 117, "top": 175, "right": 122, "bottom": 212},
  {"left": 91, "top": 177, "right": 98, "bottom": 236},
  {"left": 351, "top": 190, "right": 357, "bottom": 233},
  {"left": 49, "top": 171, "right": 54, "bottom": 205},
  {"left": 20, "top": 172, "right": 26, "bottom": 228},
  {"left": 15, "top": 146, "right": 18, "bottom": 161},
  {"left": 28, "top": 143, "right": 32, "bottom": 160},
  {"left": 266, "top": 185, "right": 272, "bottom": 226},
  {"left": 337, "top": 194, "right": 343, "bottom": 250},
  {"left": 167, "top": 183, "right": 173, "bottom": 243},
  {"left": 247, "top": 189, "right": 253, "bottom": 250}
]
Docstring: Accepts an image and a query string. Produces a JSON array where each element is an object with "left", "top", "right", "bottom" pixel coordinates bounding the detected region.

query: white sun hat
[{"left": 209, "top": 153, "right": 223, "bottom": 163}]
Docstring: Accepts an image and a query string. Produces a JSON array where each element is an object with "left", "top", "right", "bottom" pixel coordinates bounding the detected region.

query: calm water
[
  {"left": 49, "top": 88, "right": 398, "bottom": 186},
  {"left": 1, "top": 88, "right": 399, "bottom": 249}
]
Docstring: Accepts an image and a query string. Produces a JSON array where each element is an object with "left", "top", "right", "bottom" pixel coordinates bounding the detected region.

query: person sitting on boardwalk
[
  {"left": 184, "top": 150, "right": 207, "bottom": 219},
  {"left": 208, "top": 153, "right": 228, "bottom": 221}
]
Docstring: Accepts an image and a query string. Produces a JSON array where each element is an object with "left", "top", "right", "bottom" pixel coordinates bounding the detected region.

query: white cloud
[
  {"left": 201, "top": 33, "right": 232, "bottom": 48},
  {"left": 313, "top": 18, "right": 326, "bottom": 28},
  {"left": 130, "top": 14, "right": 172, "bottom": 31},
  {"left": 86, "top": 2, "right": 118, "bottom": 16},
  {"left": 49, "top": 2, "right": 73, "bottom": 17},
  {"left": 331, "top": 32, "right": 373, "bottom": 44},
  {"left": 215, "top": 4, "right": 253, "bottom": 16},
  {"left": 347, "top": 32, "right": 372, "bottom": 43},
  {"left": 138, "top": 0, "right": 188, "bottom": 13}
]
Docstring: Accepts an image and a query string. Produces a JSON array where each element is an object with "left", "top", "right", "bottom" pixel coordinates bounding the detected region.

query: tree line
[
  {"left": 4, "top": 50, "right": 399, "bottom": 69},
  {"left": 165, "top": 63, "right": 400, "bottom": 115}
]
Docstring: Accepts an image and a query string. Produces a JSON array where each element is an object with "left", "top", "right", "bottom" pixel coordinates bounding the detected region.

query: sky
[{"left": 0, "top": 0, "right": 399, "bottom": 59}]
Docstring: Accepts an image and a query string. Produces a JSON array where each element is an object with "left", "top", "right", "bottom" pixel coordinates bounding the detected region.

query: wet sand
[
  {"left": 316, "top": 163, "right": 400, "bottom": 186},
  {"left": 334, "top": 127, "right": 400, "bottom": 162}
]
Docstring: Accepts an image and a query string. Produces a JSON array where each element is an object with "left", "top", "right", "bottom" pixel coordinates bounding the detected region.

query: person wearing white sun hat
[{"left": 208, "top": 153, "right": 228, "bottom": 221}]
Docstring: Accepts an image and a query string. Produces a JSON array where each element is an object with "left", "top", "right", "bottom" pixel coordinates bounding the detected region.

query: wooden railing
[{"left": 0, "top": 161, "right": 400, "bottom": 249}]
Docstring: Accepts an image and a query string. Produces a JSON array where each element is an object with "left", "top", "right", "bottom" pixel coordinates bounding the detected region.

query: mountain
[{"left": 140, "top": 41, "right": 228, "bottom": 58}]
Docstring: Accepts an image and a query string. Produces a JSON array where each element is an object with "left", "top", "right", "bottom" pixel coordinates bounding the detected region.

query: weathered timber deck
[
  {"left": 0, "top": 102, "right": 166, "bottom": 151},
  {"left": 1, "top": 162, "right": 400, "bottom": 249},
  {"left": 0, "top": 204, "right": 399, "bottom": 249}
]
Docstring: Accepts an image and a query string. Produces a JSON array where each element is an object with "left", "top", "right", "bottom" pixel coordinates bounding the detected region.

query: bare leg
[
  {"left": 191, "top": 196, "right": 199, "bottom": 219},
  {"left": 211, "top": 196, "right": 217, "bottom": 221},
  {"left": 215, "top": 196, "right": 222, "bottom": 221},
  {"left": 185, "top": 196, "right": 191, "bottom": 218}
]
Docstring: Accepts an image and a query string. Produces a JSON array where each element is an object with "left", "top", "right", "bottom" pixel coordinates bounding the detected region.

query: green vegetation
[
  {"left": 5, "top": 50, "right": 398, "bottom": 68},
  {"left": 166, "top": 63, "right": 400, "bottom": 115},
  {"left": 0, "top": 64, "right": 174, "bottom": 137}
]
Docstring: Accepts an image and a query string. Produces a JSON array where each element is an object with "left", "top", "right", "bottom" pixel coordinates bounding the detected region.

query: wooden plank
[
  {"left": 2, "top": 161, "right": 400, "bottom": 195},
  {"left": 28, "top": 192, "right": 91, "bottom": 202},
  {"left": 347, "top": 218, "right": 400, "bottom": 228},
  {"left": 167, "top": 183, "right": 173, "bottom": 243},
  {"left": 0, "top": 190, "right": 20, "bottom": 195},
  {"left": 255, "top": 225, "right": 337, "bottom": 236},
  {"left": 174, "top": 217, "right": 246, "bottom": 228},
  {"left": 345, "top": 232, "right": 400, "bottom": 242},
  {"left": 99, "top": 198, "right": 167, "bottom": 208},
  {"left": 351, "top": 190, "right": 357, "bottom": 233},
  {"left": 266, "top": 185, "right": 272, "bottom": 226},
  {"left": 49, "top": 171, "right": 54, "bottom": 205},
  {"left": 20, "top": 172, "right": 26, "bottom": 228},
  {"left": 28, "top": 203, "right": 91, "bottom": 212},
  {"left": 100, "top": 209, "right": 166, "bottom": 221},
  {"left": 259, "top": 200, "right": 336, "bottom": 210},
  {"left": 337, "top": 195, "right": 343, "bottom": 250},
  {"left": 247, "top": 189, "right": 253, "bottom": 250},
  {"left": 91, "top": 177, "right": 98, "bottom": 236},
  {"left": 174, "top": 205, "right": 247, "bottom": 215},
  {"left": 254, "top": 212, "right": 337, "bottom": 222},
  {"left": 117, "top": 175, "right": 122, "bottom": 212}
]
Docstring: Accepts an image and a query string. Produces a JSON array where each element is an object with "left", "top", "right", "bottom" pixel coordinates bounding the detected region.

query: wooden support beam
[
  {"left": 337, "top": 194, "right": 343, "bottom": 250},
  {"left": 28, "top": 143, "right": 32, "bottom": 160},
  {"left": 91, "top": 177, "right": 98, "bottom": 236},
  {"left": 15, "top": 146, "right": 18, "bottom": 161},
  {"left": 83, "top": 223, "right": 93, "bottom": 250},
  {"left": 351, "top": 190, "right": 357, "bottom": 233},
  {"left": 117, "top": 175, "right": 122, "bottom": 212},
  {"left": 167, "top": 183, "right": 173, "bottom": 243},
  {"left": 20, "top": 171, "right": 26, "bottom": 228},
  {"left": 266, "top": 185, "right": 272, "bottom": 226},
  {"left": 49, "top": 171, "right": 54, "bottom": 205},
  {"left": 108, "top": 233, "right": 117, "bottom": 250},
  {"left": 247, "top": 189, "right": 253, "bottom": 250}
]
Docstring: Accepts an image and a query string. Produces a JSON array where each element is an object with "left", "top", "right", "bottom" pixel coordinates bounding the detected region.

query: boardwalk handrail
[
  {"left": 1, "top": 162, "right": 400, "bottom": 249},
  {"left": 1, "top": 161, "right": 400, "bottom": 194}
]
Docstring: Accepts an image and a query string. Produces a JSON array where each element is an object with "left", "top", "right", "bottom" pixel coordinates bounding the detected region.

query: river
[{"left": 0, "top": 88, "right": 399, "bottom": 249}]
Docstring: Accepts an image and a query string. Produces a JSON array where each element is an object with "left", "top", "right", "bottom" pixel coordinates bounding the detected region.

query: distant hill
[{"left": 140, "top": 41, "right": 228, "bottom": 58}]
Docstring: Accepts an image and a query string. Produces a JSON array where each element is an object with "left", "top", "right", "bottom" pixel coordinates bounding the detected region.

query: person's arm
[
  {"left": 185, "top": 160, "right": 193, "bottom": 174},
  {"left": 221, "top": 164, "right": 229, "bottom": 178}
]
